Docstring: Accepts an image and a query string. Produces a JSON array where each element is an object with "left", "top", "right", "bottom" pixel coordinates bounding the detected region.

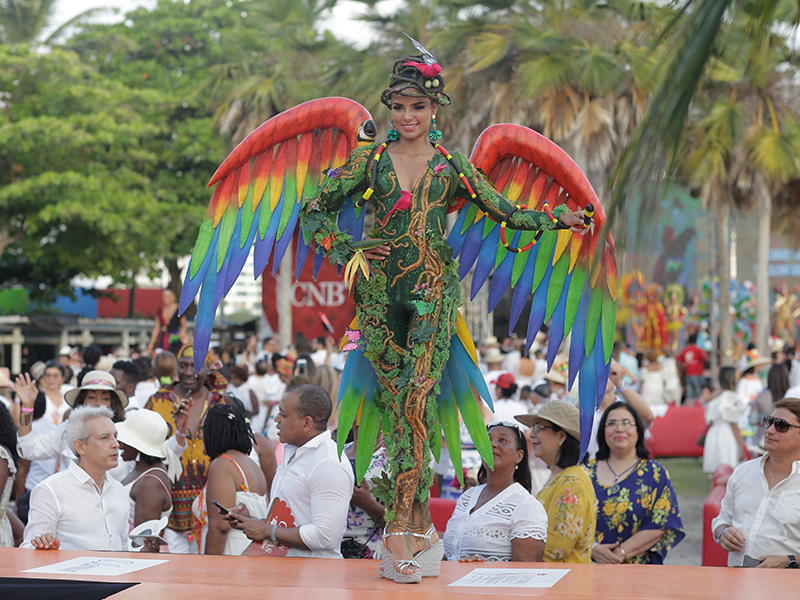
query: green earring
[
  {"left": 387, "top": 118, "right": 399, "bottom": 142},
  {"left": 429, "top": 114, "right": 442, "bottom": 141}
]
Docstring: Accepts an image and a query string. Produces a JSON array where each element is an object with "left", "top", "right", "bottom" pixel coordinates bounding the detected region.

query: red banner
[{"left": 262, "top": 242, "right": 356, "bottom": 340}]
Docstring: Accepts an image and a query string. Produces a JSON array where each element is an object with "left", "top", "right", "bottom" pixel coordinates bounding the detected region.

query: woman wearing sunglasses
[
  {"left": 586, "top": 401, "right": 684, "bottom": 564},
  {"left": 712, "top": 399, "right": 800, "bottom": 568},
  {"left": 517, "top": 400, "right": 597, "bottom": 563},
  {"left": 443, "top": 422, "right": 547, "bottom": 562}
]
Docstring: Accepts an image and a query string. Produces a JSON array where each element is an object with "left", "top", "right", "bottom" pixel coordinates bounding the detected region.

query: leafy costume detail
[{"left": 301, "top": 142, "right": 566, "bottom": 523}]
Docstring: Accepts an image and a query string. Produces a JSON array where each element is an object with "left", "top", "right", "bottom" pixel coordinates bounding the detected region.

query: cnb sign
[{"left": 262, "top": 244, "right": 356, "bottom": 340}]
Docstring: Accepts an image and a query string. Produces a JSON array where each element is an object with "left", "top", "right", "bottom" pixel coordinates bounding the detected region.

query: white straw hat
[
  {"left": 116, "top": 409, "right": 182, "bottom": 482},
  {"left": 115, "top": 409, "right": 169, "bottom": 459},
  {"left": 65, "top": 370, "right": 128, "bottom": 408}
]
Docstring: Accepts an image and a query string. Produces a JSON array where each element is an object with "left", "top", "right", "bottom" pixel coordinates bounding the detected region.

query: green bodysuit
[{"left": 301, "top": 141, "right": 566, "bottom": 528}]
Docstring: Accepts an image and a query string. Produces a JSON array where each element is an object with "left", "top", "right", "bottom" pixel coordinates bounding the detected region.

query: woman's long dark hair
[
  {"left": 203, "top": 403, "right": 254, "bottom": 461},
  {"left": 478, "top": 423, "right": 532, "bottom": 492},
  {"left": 0, "top": 403, "right": 19, "bottom": 468},
  {"left": 767, "top": 363, "right": 790, "bottom": 402},
  {"left": 595, "top": 401, "right": 650, "bottom": 461},
  {"left": 73, "top": 390, "right": 125, "bottom": 422}
]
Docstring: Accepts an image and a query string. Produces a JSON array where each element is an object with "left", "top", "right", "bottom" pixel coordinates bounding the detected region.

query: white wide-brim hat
[
  {"left": 115, "top": 409, "right": 169, "bottom": 459},
  {"left": 64, "top": 370, "right": 128, "bottom": 408}
]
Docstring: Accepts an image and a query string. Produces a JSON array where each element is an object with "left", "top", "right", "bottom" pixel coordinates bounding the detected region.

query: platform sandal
[{"left": 379, "top": 529, "right": 422, "bottom": 584}]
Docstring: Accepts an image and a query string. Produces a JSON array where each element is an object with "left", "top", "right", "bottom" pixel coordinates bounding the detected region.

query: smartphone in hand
[{"left": 210, "top": 499, "right": 230, "bottom": 515}]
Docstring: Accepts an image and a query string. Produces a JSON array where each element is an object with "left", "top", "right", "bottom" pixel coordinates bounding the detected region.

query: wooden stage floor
[{"left": 0, "top": 548, "right": 796, "bottom": 599}]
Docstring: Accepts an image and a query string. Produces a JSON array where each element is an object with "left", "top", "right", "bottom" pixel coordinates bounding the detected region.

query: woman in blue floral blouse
[{"left": 586, "top": 401, "right": 684, "bottom": 564}]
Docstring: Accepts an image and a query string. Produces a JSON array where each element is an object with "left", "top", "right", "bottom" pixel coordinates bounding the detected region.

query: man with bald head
[{"left": 227, "top": 384, "right": 354, "bottom": 557}]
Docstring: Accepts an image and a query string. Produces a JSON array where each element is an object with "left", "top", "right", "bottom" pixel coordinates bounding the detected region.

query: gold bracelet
[
  {"left": 19, "top": 412, "right": 33, "bottom": 426},
  {"left": 619, "top": 547, "right": 627, "bottom": 562}
]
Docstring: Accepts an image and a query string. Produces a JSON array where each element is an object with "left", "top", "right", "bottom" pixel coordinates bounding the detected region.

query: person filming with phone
[
  {"left": 223, "top": 384, "right": 354, "bottom": 557},
  {"left": 712, "top": 399, "right": 800, "bottom": 568}
]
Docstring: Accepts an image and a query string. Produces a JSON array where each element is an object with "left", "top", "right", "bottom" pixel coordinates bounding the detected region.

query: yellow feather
[
  {"left": 552, "top": 230, "right": 572, "bottom": 266},
  {"left": 568, "top": 234, "right": 584, "bottom": 274},
  {"left": 455, "top": 313, "right": 479, "bottom": 364}
]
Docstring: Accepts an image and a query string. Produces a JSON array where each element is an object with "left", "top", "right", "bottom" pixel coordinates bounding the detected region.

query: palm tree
[
  {"left": 680, "top": 10, "right": 800, "bottom": 362},
  {"left": 0, "top": 0, "right": 106, "bottom": 44}
]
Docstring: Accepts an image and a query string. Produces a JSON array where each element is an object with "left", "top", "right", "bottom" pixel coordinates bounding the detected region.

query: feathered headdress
[{"left": 380, "top": 33, "right": 451, "bottom": 107}]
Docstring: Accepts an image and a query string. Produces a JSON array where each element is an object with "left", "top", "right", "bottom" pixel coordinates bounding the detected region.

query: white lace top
[{"left": 443, "top": 482, "right": 548, "bottom": 562}]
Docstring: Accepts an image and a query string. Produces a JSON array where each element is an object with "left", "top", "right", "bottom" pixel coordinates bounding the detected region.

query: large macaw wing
[
  {"left": 448, "top": 124, "right": 618, "bottom": 458},
  {"left": 179, "top": 97, "right": 372, "bottom": 371}
]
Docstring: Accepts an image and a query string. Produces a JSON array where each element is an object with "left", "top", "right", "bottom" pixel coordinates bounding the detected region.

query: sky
[{"left": 52, "top": 0, "right": 381, "bottom": 46}]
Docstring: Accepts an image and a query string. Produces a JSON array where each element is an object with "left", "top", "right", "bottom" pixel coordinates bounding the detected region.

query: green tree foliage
[{"left": 0, "top": 45, "right": 167, "bottom": 298}]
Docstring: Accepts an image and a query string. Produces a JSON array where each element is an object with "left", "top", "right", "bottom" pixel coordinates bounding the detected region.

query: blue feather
[
  {"left": 568, "top": 283, "right": 592, "bottom": 389},
  {"left": 272, "top": 200, "right": 302, "bottom": 276},
  {"left": 546, "top": 270, "right": 573, "bottom": 368},
  {"left": 336, "top": 346, "right": 365, "bottom": 406},
  {"left": 456, "top": 223, "right": 486, "bottom": 280},
  {"left": 470, "top": 225, "right": 501, "bottom": 300},
  {"left": 223, "top": 205, "right": 261, "bottom": 296},
  {"left": 337, "top": 348, "right": 373, "bottom": 406},
  {"left": 524, "top": 260, "right": 553, "bottom": 354},
  {"left": 508, "top": 251, "right": 536, "bottom": 331},
  {"left": 596, "top": 338, "right": 611, "bottom": 410},
  {"left": 295, "top": 231, "right": 312, "bottom": 279},
  {"left": 487, "top": 235, "right": 518, "bottom": 312},
  {"left": 193, "top": 245, "right": 219, "bottom": 373},
  {"left": 253, "top": 192, "right": 284, "bottom": 277},
  {"left": 447, "top": 208, "right": 470, "bottom": 256},
  {"left": 312, "top": 245, "right": 325, "bottom": 279},
  {"left": 578, "top": 343, "right": 597, "bottom": 460},
  {"left": 451, "top": 335, "right": 493, "bottom": 411},
  {"left": 179, "top": 227, "right": 219, "bottom": 316}
]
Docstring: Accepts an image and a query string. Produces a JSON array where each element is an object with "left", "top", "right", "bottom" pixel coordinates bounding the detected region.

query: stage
[{"left": 0, "top": 548, "right": 797, "bottom": 600}]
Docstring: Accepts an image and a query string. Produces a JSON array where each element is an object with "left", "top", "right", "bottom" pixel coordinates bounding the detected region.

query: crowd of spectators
[{"left": 0, "top": 326, "right": 797, "bottom": 571}]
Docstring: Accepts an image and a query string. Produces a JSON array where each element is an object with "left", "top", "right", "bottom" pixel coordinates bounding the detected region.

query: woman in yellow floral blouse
[
  {"left": 516, "top": 400, "right": 596, "bottom": 563},
  {"left": 586, "top": 401, "right": 684, "bottom": 564}
]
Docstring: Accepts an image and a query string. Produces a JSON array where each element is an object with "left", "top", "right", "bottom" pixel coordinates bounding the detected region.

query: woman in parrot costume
[{"left": 179, "top": 39, "right": 617, "bottom": 582}]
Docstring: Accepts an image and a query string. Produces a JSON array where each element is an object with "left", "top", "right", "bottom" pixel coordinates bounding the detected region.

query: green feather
[
  {"left": 494, "top": 236, "right": 508, "bottom": 268},
  {"left": 216, "top": 208, "right": 237, "bottom": 271},
  {"left": 602, "top": 295, "right": 618, "bottom": 363},
  {"left": 511, "top": 247, "right": 531, "bottom": 287},
  {"left": 482, "top": 216, "right": 495, "bottom": 238},
  {"left": 532, "top": 232, "right": 557, "bottom": 291},
  {"left": 429, "top": 419, "right": 442, "bottom": 464},
  {"left": 277, "top": 175, "right": 297, "bottom": 239},
  {"left": 438, "top": 368, "right": 463, "bottom": 485},
  {"left": 584, "top": 286, "right": 604, "bottom": 356},
  {"left": 190, "top": 219, "right": 214, "bottom": 278},
  {"left": 258, "top": 180, "right": 273, "bottom": 239},
  {"left": 563, "top": 268, "right": 587, "bottom": 336},
  {"left": 546, "top": 254, "right": 570, "bottom": 323},
  {"left": 452, "top": 376, "right": 493, "bottom": 471},
  {"left": 355, "top": 393, "right": 381, "bottom": 482},
  {"left": 460, "top": 204, "right": 479, "bottom": 235},
  {"left": 336, "top": 387, "right": 364, "bottom": 458},
  {"left": 240, "top": 185, "right": 256, "bottom": 247}
]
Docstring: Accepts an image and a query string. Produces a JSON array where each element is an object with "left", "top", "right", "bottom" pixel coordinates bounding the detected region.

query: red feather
[{"left": 403, "top": 61, "right": 441, "bottom": 78}]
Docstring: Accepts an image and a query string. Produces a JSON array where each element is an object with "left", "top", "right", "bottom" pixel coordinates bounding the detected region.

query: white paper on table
[
  {"left": 448, "top": 567, "right": 570, "bottom": 588},
  {"left": 23, "top": 556, "right": 168, "bottom": 576}
]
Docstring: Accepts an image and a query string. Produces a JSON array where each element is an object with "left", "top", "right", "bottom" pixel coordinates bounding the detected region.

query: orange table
[{"left": 1, "top": 548, "right": 798, "bottom": 599}]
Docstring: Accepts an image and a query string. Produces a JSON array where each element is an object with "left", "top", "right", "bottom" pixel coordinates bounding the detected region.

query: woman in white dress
[
  {"left": 704, "top": 367, "right": 746, "bottom": 473},
  {"left": 192, "top": 403, "right": 268, "bottom": 555},
  {"left": 443, "top": 421, "right": 547, "bottom": 562}
]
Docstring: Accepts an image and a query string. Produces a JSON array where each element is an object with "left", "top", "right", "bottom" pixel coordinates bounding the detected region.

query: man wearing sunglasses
[{"left": 711, "top": 399, "right": 800, "bottom": 568}]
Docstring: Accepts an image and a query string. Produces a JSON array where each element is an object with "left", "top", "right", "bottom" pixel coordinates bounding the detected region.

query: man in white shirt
[
  {"left": 227, "top": 384, "right": 354, "bottom": 558},
  {"left": 21, "top": 405, "right": 128, "bottom": 551},
  {"left": 712, "top": 399, "right": 800, "bottom": 568}
]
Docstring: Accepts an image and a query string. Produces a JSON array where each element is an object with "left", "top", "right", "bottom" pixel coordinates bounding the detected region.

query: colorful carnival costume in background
[
  {"left": 144, "top": 344, "right": 232, "bottom": 534},
  {"left": 179, "top": 40, "right": 617, "bottom": 580}
]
